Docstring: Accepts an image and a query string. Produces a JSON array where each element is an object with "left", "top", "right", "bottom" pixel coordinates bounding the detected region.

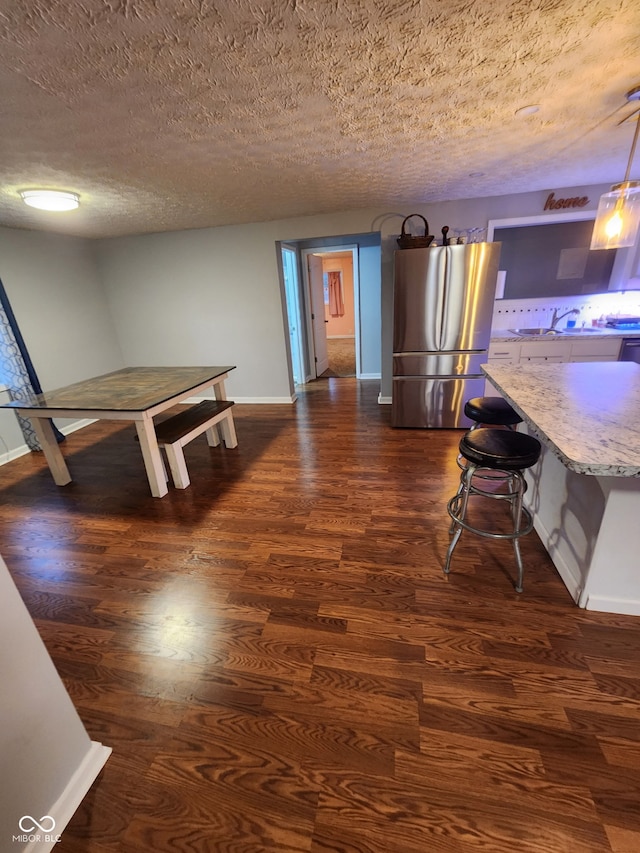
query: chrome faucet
[{"left": 551, "top": 307, "right": 580, "bottom": 329}]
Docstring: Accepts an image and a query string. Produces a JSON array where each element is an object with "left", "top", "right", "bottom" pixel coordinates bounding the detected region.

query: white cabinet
[
  {"left": 487, "top": 341, "right": 521, "bottom": 363},
  {"left": 520, "top": 340, "right": 572, "bottom": 363},
  {"left": 486, "top": 343, "right": 521, "bottom": 394},
  {"left": 485, "top": 335, "right": 623, "bottom": 395},
  {"left": 489, "top": 336, "right": 622, "bottom": 364},
  {"left": 568, "top": 338, "right": 621, "bottom": 362}
]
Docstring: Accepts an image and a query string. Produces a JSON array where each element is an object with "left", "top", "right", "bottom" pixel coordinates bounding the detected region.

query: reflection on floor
[{"left": 320, "top": 337, "right": 356, "bottom": 378}]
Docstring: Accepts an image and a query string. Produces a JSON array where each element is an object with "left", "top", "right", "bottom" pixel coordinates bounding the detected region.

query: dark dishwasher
[{"left": 619, "top": 338, "right": 640, "bottom": 364}]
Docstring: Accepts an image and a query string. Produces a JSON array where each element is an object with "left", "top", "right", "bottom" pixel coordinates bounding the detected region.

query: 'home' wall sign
[{"left": 544, "top": 192, "right": 590, "bottom": 211}]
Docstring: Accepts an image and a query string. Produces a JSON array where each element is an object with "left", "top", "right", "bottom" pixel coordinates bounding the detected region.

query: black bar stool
[
  {"left": 464, "top": 396, "right": 523, "bottom": 431},
  {"left": 455, "top": 396, "right": 524, "bottom": 472},
  {"left": 444, "top": 428, "right": 542, "bottom": 593}
]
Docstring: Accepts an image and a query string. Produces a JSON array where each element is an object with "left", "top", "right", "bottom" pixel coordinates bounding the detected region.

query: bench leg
[
  {"left": 219, "top": 412, "right": 238, "bottom": 448},
  {"left": 205, "top": 425, "right": 221, "bottom": 447},
  {"left": 164, "top": 443, "right": 191, "bottom": 489}
]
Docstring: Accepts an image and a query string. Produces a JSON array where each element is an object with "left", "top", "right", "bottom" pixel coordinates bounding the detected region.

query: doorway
[
  {"left": 302, "top": 245, "right": 360, "bottom": 380},
  {"left": 277, "top": 233, "right": 381, "bottom": 391}
]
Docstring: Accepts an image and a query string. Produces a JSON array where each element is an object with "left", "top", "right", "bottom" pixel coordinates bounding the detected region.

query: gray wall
[
  {"left": 0, "top": 182, "right": 616, "bottom": 457},
  {"left": 95, "top": 184, "right": 611, "bottom": 405},
  {"left": 0, "top": 228, "right": 123, "bottom": 389},
  {"left": 0, "top": 227, "right": 124, "bottom": 455},
  {"left": 358, "top": 242, "right": 382, "bottom": 376},
  {"left": 94, "top": 222, "right": 293, "bottom": 401}
]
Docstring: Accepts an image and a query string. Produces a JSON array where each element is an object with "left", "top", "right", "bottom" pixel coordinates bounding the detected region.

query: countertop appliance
[
  {"left": 619, "top": 337, "right": 640, "bottom": 364},
  {"left": 392, "top": 242, "right": 501, "bottom": 428}
]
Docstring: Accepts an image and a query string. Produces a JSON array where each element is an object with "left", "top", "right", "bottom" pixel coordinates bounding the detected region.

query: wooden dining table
[{"left": 0, "top": 366, "right": 236, "bottom": 498}]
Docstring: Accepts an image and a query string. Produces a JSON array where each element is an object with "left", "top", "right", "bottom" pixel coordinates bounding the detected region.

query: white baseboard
[
  {"left": 378, "top": 394, "right": 392, "bottom": 405},
  {"left": 581, "top": 595, "right": 640, "bottom": 616},
  {"left": 0, "top": 418, "right": 97, "bottom": 467},
  {"left": 59, "top": 418, "right": 97, "bottom": 434},
  {"left": 531, "top": 515, "right": 582, "bottom": 605},
  {"left": 227, "top": 396, "right": 297, "bottom": 404},
  {"left": 21, "top": 741, "right": 111, "bottom": 853},
  {"left": 0, "top": 398, "right": 300, "bottom": 469},
  {"left": 358, "top": 373, "right": 381, "bottom": 380},
  {"left": 0, "top": 442, "right": 30, "bottom": 465},
  {"left": 188, "top": 395, "right": 296, "bottom": 404}
]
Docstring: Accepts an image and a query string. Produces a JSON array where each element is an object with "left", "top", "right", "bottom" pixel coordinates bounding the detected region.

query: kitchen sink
[{"left": 509, "top": 328, "right": 562, "bottom": 336}]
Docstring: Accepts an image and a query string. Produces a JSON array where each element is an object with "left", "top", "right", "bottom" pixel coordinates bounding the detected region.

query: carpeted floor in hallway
[{"left": 320, "top": 337, "right": 356, "bottom": 377}]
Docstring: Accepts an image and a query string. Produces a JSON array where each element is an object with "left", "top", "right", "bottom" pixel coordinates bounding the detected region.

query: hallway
[{"left": 320, "top": 338, "right": 356, "bottom": 378}]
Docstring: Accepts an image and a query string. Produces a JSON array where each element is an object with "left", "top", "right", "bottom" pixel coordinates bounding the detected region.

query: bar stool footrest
[{"left": 447, "top": 493, "right": 534, "bottom": 541}]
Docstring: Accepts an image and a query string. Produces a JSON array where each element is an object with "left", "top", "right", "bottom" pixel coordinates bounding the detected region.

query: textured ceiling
[{"left": 0, "top": 0, "right": 639, "bottom": 239}]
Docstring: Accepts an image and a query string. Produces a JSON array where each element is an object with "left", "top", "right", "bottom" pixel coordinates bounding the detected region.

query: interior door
[
  {"left": 281, "top": 245, "right": 305, "bottom": 385},
  {"left": 307, "top": 253, "right": 329, "bottom": 376}
]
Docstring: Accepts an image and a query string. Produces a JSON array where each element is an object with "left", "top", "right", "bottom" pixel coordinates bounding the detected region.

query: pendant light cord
[{"left": 622, "top": 110, "right": 640, "bottom": 184}]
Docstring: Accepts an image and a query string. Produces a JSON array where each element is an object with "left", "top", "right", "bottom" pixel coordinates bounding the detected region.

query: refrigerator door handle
[
  {"left": 438, "top": 246, "right": 451, "bottom": 351},
  {"left": 434, "top": 247, "right": 448, "bottom": 350}
]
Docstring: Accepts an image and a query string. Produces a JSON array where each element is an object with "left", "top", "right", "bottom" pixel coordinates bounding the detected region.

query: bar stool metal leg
[
  {"left": 444, "top": 463, "right": 475, "bottom": 572},
  {"left": 443, "top": 428, "right": 541, "bottom": 593},
  {"left": 511, "top": 472, "right": 526, "bottom": 593}
]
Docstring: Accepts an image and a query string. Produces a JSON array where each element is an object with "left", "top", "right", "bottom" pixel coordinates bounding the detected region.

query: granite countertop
[
  {"left": 490, "top": 327, "right": 640, "bottom": 342},
  {"left": 481, "top": 361, "right": 640, "bottom": 477}
]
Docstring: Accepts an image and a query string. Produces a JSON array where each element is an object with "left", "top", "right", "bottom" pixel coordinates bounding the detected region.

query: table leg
[
  {"left": 212, "top": 379, "right": 238, "bottom": 448},
  {"left": 213, "top": 379, "right": 227, "bottom": 402},
  {"left": 30, "top": 417, "right": 72, "bottom": 485},
  {"left": 135, "top": 420, "right": 169, "bottom": 498}
]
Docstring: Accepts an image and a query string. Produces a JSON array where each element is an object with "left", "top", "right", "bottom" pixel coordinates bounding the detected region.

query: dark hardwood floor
[{"left": 1, "top": 377, "right": 639, "bottom": 852}]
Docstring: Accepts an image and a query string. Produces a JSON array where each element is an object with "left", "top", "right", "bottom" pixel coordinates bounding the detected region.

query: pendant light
[{"left": 590, "top": 86, "right": 640, "bottom": 250}]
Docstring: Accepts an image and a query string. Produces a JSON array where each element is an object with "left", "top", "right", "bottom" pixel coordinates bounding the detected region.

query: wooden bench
[{"left": 154, "top": 399, "right": 237, "bottom": 489}]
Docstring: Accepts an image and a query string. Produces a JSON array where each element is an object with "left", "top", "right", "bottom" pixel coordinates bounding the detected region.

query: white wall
[
  {"left": 0, "top": 555, "right": 110, "bottom": 848},
  {"left": 492, "top": 291, "right": 640, "bottom": 332}
]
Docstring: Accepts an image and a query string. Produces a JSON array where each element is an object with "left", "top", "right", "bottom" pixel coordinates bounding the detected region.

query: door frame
[
  {"left": 280, "top": 244, "right": 307, "bottom": 385},
  {"left": 305, "top": 251, "right": 330, "bottom": 377},
  {"left": 301, "top": 245, "right": 361, "bottom": 378}
]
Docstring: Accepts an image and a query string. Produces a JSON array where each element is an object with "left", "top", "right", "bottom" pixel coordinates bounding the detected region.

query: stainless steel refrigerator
[{"left": 392, "top": 242, "right": 501, "bottom": 428}]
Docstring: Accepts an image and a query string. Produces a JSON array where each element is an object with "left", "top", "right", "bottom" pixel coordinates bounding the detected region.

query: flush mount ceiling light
[
  {"left": 591, "top": 85, "right": 640, "bottom": 251},
  {"left": 19, "top": 189, "right": 80, "bottom": 211}
]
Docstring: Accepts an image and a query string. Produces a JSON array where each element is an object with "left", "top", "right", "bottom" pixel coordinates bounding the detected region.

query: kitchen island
[{"left": 482, "top": 360, "right": 640, "bottom": 616}]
